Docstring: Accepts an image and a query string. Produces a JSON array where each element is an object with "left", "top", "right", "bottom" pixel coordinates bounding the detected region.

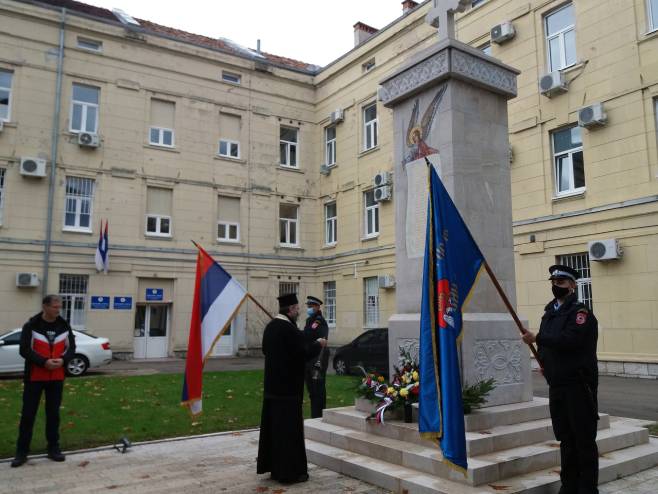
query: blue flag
[{"left": 418, "top": 160, "right": 485, "bottom": 473}]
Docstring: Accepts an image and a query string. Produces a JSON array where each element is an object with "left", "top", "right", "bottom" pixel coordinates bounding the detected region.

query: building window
[
  {"left": 325, "top": 126, "right": 336, "bottom": 166},
  {"left": 0, "top": 168, "right": 5, "bottom": 225},
  {"left": 149, "top": 99, "right": 175, "bottom": 147},
  {"left": 649, "top": 0, "right": 658, "bottom": 31},
  {"left": 218, "top": 113, "right": 241, "bottom": 158},
  {"left": 279, "top": 281, "right": 299, "bottom": 296},
  {"left": 280, "top": 126, "right": 298, "bottom": 168},
  {"left": 217, "top": 195, "right": 240, "bottom": 243},
  {"left": 70, "top": 84, "right": 99, "bottom": 133},
  {"left": 363, "top": 103, "right": 378, "bottom": 150},
  {"left": 552, "top": 126, "right": 584, "bottom": 196},
  {"left": 146, "top": 187, "right": 172, "bottom": 237},
  {"left": 364, "top": 277, "right": 379, "bottom": 327},
  {"left": 64, "top": 177, "right": 94, "bottom": 231},
  {"left": 364, "top": 190, "right": 379, "bottom": 238},
  {"left": 77, "top": 37, "right": 102, "bottom": 52},
  {"left": 557, "top": 253, "right": 593, "bottom": 310},
  {"left": 479, "top": 42, "right": 492, "bottom": 56},
  {"left": 279, "top": 204, "right": 299, "bottom": 246},
  {"left": 325, "top": 202, "right": 337, "bottom": 245},
  {"left": 472, "top": 0, "right": 486, "bottom": 6},
  {"left": 362, "top": 58, "right": 375, "bottom": 72},
  {"left": 545, "top": 3, "right": 576, "bottom": 72},
  {"left": 324, "top": 281, "right": 336, "bottom": 328},
  {"left": 59, "top": 274, "right": 88, "bottom": 330},
  {"left": 0, "top": 70, "right": 13, "bottom": 122},
  {"left": 222, "top": 71, "right": 241, "bottom": 84}
]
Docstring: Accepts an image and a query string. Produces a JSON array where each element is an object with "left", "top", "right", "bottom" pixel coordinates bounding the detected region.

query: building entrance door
[{"left": 133, "top": 304, "right": 169, "bottom": 359}]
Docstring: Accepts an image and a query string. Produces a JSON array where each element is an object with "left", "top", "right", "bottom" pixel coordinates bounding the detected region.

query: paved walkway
[{"left": 1, "top": 430, "right": 656, "bottom": 494}]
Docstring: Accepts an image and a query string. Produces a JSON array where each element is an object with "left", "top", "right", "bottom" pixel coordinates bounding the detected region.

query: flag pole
[
  {"left": 482, "top": 260, "right": 543, "bottom": 369},
  {"left": 190, "top": 240, "right": 274, "bottom": 320}
]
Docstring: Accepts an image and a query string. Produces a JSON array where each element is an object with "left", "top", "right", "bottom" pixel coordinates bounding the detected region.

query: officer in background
[
  {"left": 522, "top": 265, "right": 599, "bottom": 494},
  {"left": 303, "top": 296, "right": 329, "bottom": 419}
]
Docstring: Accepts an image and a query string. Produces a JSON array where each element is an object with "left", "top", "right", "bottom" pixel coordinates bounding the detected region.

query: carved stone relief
[{"left": 472, "top": 339, "right": 522, "bottom": 384}]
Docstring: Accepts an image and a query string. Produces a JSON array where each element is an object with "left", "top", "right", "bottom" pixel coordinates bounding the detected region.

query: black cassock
[{"left": 257, "top": 314, "right": 321, "bottom": 482}]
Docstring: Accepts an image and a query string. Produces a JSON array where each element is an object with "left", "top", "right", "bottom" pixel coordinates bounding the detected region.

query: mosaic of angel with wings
[{"left": 401, "top": 84, "right": 446, "bottom": 166}]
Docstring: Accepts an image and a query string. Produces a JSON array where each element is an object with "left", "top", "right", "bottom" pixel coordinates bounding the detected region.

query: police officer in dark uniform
[
  {"left": 522, "top": 265, "right": 599, "bottom": 494},
  {"left": 303, "top": 296, "right": 329, "bottom": 419}
]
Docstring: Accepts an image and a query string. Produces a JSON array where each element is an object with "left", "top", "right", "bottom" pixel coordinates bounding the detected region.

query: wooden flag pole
[{"left": 482, "top": 260, "right": 543, "bottom": 370}]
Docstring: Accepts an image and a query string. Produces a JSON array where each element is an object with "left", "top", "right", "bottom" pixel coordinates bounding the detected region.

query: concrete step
[
  {"left": 320, "top": 405, "right": 610, "bottom": 456},
  {"left": 305, "top": 417, "right": 648, "bottom": 486},
  {"left": 306, "top": 436, "right": 658, "bottom": 494}
]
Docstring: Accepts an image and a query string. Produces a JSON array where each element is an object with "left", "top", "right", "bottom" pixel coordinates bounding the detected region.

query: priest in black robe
[{"left": 257, "top": 293, "right": 327, "bottom": 484}]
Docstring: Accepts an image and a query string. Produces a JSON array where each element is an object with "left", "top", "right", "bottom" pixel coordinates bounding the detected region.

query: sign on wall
[
  {"left": 90, "top": 296, "right": 110, "bottom": 310},
  {"left": 145, "top": 288, "right": 164, "bottom": 301},
  {"left": 113, "top": 296, "right": 133, "bottom": 310}
]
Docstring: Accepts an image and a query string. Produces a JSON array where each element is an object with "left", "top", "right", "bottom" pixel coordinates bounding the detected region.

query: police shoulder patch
[
  {"left": 575, "top": 310, "right": 587, "bottom": 325},
  {"left": 311, "top": 322, "right": 319, "bottom": 329}
]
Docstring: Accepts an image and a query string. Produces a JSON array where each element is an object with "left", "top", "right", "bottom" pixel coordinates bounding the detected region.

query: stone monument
[{"left": 382, "top": 0, "right": 530, "bottom": 407}]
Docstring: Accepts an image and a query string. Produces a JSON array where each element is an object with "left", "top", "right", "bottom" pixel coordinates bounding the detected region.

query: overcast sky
[{"left": 81, "top": 0, "right": 409, "bottom": 67}]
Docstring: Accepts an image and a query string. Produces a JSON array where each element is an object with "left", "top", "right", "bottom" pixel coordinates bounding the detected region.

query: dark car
[{"left": 332, "top": 328, "right": 388, "bottom": 377}]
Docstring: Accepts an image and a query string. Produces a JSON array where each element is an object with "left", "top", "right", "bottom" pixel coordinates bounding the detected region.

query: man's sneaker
[
  {"left": 47, "top": 450, "right": 65, "bottom": 462},
  {"left": 10, "top": 455, "right": 27, "bottom": 468}
]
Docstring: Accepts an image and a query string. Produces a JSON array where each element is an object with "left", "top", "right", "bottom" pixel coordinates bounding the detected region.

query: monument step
[
  {"left": 306, "top": 436, "right": 658, "bottom": 494},
  {"left": 305, "top": 417, "right": 648, "bottom": 486},
  {"left": 320, "top": 405, "right": 611, "bottom": 456}
]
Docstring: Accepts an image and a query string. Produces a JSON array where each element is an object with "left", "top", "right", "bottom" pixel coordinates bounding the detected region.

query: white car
[{"left": 0, "top": 328, "right": 112, "bottom": 377}]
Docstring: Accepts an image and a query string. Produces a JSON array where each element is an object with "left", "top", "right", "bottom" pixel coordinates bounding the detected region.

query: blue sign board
[
  {"left": 91, "top": 296, "right": 110, "bottom": 310},
  {"left": 145, "top": 288, "right": 164, "bottom": 301},
  {"left": 113, "top": 296, "right": 133, "bottom": 310}
]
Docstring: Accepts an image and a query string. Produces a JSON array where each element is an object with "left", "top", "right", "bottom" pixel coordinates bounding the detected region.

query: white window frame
[
  {"left": 145, "top": 214, "right": 172, "bottom": 237},
  {"left": 222, "top": 71, "right": 241, "bottom": 85},
  {"left": 77, "top": 37, "right": 102, "bottom": 52},
  {"left": 279, "top": 281, "right": 299, "bottom": 297},
  {"left": 323, "top": 281, "right": 336, "bottom": 328},
  {"left": 217, "top": 221, "right": 240, "bottom": 243},
  {"left": 545, "top": 3, "right": 576, "bottom": 72},
  {"left": 149, "top": 126, "right": 175, "bottom": 147},
  {"left": 558, "top": 253, "right": 593, "bottom": 310},
  {"left": 364, "top": 190, "right": 379, "bottom": 238},
  {"left": 364, "top": 277, "right": 380, "bottom": 327},
  {"left": 363, "top": 102, "right": 378, "bottom": 151},
  {"left": 0, "top": 168, "right": 5, "bottom": 225},
  {"left": 69, "top": 84, "right": 99, "bottom": 134},
  {"left": 325, "top": 126, "right": 336, "bottom": 166},
  {"left": 552, "top": 126, "right": 585, "bottom": 197},
  {"left": 218, "top": 139, "right": 240, "bottom": 159},
  {"left": 0, "top": 70, "right": 13, "bottom": 122},
  {"left": 649, "top": 0, "right": 658, "bottom": 32},
  {"left": 279, "top": 126, "right": 299, "bottom": 168},
  {"left": 279, "top": 204, "right": 299, "bottom": 247},
  {"left": 63, "top": 176, "right": 94, "bottom": 232},
  {"left": 59, "top": 274, "right": 88, "bottom": 330},
  {"left": 325, "top": 202, "right": 337, "bottom": 245}
]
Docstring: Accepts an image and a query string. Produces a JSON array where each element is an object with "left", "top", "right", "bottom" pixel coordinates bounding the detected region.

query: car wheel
[
  {"left": 66, "top": 355, "right": 89, "bottom": 377},
  {"left": 334, "top": 358, "right": 348, "bottom": 376}
]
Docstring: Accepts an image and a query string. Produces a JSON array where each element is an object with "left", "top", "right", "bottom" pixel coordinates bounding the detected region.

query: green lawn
[
  {"left": 649, "top": 423, "right": 658, "bottom": 436},
  {"left": 0, "top": 371, "right": 360, "bottom": 459}
]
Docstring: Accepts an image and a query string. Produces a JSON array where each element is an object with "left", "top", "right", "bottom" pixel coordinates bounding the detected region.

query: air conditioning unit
[
  {"left": 588, "top": 239, "right": 622, "bottom": 261},
  {"left": 16, "top": 272, "right": 40, "bottom": 288},
  {"left": 373, "top": 171, "right": 391, "bottom": 187},
  {"left": 78, "top": 132, "right": 100, "bottom": 148},
  {"left": 378, "top": 274, "right": 396, "bottom": 289},
  {"left": 20, "top": 157, "right": 47, "bottom": 178},
  {"left": 374, "top": 185, "right": 392, "bottom": 202},
  {"left": 320, "top": 164, "right": 331, "bottom": 175},
  {"left": 490, "top": 21, "right": 515, "bottom": 44},
  {"left": 330, "top": 109, "right": 344, "bottom": 124},
  {"left": 578, "top": 103, "right": 607, "bottom": 128},
  {"left": 539, "top": 71, "right": 568, "bottom": 97}
]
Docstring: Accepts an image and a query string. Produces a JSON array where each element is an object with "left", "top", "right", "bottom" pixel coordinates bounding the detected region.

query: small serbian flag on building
[
  {"left": 181, "top": 243, "right": 248, "bottom": 416},
  {"left": 94, "top": 219, "right": 109, "bottom": 274}
]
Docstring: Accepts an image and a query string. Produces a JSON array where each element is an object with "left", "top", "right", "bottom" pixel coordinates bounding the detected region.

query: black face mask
[{"left": 551, "top": 284, "right": 570, "bottom": 299}]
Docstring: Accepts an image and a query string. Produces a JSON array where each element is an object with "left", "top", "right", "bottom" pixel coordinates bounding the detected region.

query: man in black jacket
[
  {"left": 12, "top": 294, "right": 76, "bottom": 468},
  {"left": 303, "top": 295, "right": 329, "bottom": 419},
  {"left": 522, "top": 265, "right": 599, "bottom": 494},
  {"left": 257, "top": 293, "right": 327, "bottom": 484}
]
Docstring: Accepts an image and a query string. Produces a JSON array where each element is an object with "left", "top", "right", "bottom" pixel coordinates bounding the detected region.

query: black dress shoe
[
  {"left": 280, "top": 473, "right": 309, "bottom": 484},
  {"left": 10, "top": 455, "right": 27, "bottom": 468},
  {"left": 47, "top": 450, "right": 65, "bottom": 462}
]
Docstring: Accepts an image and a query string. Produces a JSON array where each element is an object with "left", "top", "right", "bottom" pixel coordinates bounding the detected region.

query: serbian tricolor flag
[
  {"left": 418, "top": 159, "right": 485, "bottom": 473},
  {"left": 94, "top": 219, "right": 109, "bottom": 274},
  {"left": 181, "top": 243, "right": 248, "bottom": 416}
]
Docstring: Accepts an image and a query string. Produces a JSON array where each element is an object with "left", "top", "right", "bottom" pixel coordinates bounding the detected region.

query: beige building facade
[{"left": 0, "top": 0, "right": 656, "bottom": 375}]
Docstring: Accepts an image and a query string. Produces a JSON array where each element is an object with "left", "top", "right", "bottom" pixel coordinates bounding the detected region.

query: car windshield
[
  {"left": 0, "top": 330, "right": 19, "bottom": 339},
  {"left": 74, "top": 330, "right": 98, "bottom": 339}
]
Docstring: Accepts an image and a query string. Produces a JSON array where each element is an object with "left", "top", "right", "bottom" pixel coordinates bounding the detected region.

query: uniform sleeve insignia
[
  {"left": 312, "top": 322, "right": 319, "bottom": 329},
  {"left": 576, "top": 311, "right": 587, "bottom": 325}
]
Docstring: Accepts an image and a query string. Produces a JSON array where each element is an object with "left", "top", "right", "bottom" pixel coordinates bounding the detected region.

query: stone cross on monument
[{"left": 425, "top": 0, "right": 471, "bottom": 42}]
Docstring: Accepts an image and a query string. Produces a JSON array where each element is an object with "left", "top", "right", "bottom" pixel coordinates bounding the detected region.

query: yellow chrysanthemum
[
  {"left": 412, "top": 371, "right": 419, "bottom": 381},
  {"left": 378, "top": 376, "right": 385, "bottom": 383},
  {"left": 399, "top": 388, "right": 409, "bottom": 398}
]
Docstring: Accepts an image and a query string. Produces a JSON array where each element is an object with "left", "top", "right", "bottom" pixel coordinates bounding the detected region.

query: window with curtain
[
  {"left": 325, "top": 202, "right": 337, "bottom": 245},
  {"left": 217, "top": 195, "right": 240, "bottom": 242},
  {"left": 552, "top": 126, "right": 584, "bottom": 196},
  {"left": 149, "top": 99, "right": 175, "bottom": 147},
  {"left": 364, "top": 190, "right": 379, "bottom": 238},
  {"left": 70, "top": 83, "right": 99, "bottom": 133},
  {"left": 64, "top": 176, "right": 94, "bottom": 231},
  {"left": 279, "top": 203, "right": 299, "bottom": 246},
  {"left": 363, "top": 103, "right": 378, "bottom": 150},
  {"left": 280, "top": 126, "right": 299, "bottom": 168},
  {"left": 218, "top": 113, "right": 241, "bottom": 158},
  {"left": 146, "top": 187, "right": 173, "bottom": 236},
  {"left": 545, "top": 3, "right": 576, "bottom": 72}
]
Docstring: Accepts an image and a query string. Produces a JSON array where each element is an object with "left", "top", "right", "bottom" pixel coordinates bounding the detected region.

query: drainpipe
[{"left": 42, "top": 8, "right": 66, "bottom": 297}]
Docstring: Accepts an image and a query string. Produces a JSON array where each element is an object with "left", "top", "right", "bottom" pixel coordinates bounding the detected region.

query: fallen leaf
[{"left": 78, "top": 461, "right": 89, "bottom": 467}]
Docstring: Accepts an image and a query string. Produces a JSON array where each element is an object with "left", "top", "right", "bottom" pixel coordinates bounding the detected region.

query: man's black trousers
[
  {"left": 16, "top": 380, "right": 64, "bottom": 455},
  {"left": 549, "top": 383, "right": 599, "bottom": 494},
  {"left": 304, "top": 366, "right": 326, "bottom": 419}
]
